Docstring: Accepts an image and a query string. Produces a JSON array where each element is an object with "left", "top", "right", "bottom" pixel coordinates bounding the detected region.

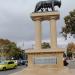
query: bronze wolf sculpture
[{"left": 34, "top": 0, "right": 61, "bottom": 12}]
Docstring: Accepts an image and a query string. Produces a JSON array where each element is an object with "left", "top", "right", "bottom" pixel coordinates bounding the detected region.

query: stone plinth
[
  {"left": 26, "top": 48, "right": 64, "bottom": 68},
  {"left": 31, "top": 12, "right": 59, "bottom": 21}
]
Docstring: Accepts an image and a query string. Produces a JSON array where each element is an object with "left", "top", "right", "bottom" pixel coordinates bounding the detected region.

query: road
[
  {"left": 0, "top": 65, "right": 26, "bottom": 75},
  {"left": 68, "top": 59, "right": 75, "bottom": 69}
]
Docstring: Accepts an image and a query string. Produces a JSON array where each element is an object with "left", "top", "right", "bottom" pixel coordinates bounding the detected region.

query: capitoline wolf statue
[{"left": 34, "top": 0, "right": 61, "bottom": 12}]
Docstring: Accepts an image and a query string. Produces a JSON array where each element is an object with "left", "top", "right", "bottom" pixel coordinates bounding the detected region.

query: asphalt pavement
[
  {"left": 0, "top": 65, "right": 26, "bottom": 75},
  {"left": 68, "top": 59, "right": 75, "bottom": 69},
  {"left": 1, "top": 60, "right": 75, "bottom": 75}
]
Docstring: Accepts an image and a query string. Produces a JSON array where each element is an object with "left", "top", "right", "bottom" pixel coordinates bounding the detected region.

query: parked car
[
  {"left": 16, "top": 60, "right": 28, "bottom": 66},
  {"left": 0, "top": 60, "right": 17, "bottom": 70}
]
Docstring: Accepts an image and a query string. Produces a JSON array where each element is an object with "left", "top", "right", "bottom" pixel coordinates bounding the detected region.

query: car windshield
[{"left": 0, "top": 61, "right": 7, "bottom": 64}]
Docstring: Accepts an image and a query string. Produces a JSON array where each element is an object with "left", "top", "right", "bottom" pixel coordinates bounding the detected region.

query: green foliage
[
  {"left": 0, "top": 39, "right": 25, "bottom": 60},
  {"left": 61, "top": 10, "right": 75, "bottom": 38},
  {"left": 66, "top": 42, "right": 75, "bottom": 58},
  {"left": 41, "top": 42, "right": 50, "bottom": 49},
  {"left": 67, "top": 51, "right": 72, "bottom": 58}
]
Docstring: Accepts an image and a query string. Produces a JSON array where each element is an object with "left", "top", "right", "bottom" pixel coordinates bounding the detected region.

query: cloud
[
  {"left": 17, "top": 36, "right": 75, "bottom": 49},
  {"left": 0, "top": 0, "right": 75, "bottom": 48},
  {"left": 0, "top": 0, "right": 36, "bottom": 41}
]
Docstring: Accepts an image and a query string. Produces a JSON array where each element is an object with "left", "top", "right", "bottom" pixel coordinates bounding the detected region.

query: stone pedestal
[
  {"left": 26, "top": 12, "right": 64, "bottom": 69},
  {"left": 26, "top": 48, "right": 64, "bottom": 68}
]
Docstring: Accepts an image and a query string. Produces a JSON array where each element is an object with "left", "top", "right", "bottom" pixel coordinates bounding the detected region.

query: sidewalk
[{"left": 9, "top": 67, "right": 75, "bottom": 75}]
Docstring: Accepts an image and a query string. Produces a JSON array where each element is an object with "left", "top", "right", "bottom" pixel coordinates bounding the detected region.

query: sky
[{"left": 0, "top": 0, "right": 75, "bottom": 49}]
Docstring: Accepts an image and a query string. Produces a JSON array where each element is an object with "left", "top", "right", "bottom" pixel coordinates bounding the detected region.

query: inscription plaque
[{"left": 33, "top": 57, "right": 57, "bottom": 64}]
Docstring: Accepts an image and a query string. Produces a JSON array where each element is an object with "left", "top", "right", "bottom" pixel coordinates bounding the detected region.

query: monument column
[
  {"left": 26, "top": 12, "right": 64, "bottom": 68},
  {"left": 49, "top": 17, "right": 57, "bottom": 49},
  {"left": 34, "top": 20, "right": 41, "bottom": 49}
]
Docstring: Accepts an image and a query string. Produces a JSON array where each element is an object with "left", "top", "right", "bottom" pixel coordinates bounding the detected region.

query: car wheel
[
  {"left": 14, "top": 65, "right": 17, "bottom": 69},
  {"left": 3, "top": 67, "right": 6, "bottom": 71}
]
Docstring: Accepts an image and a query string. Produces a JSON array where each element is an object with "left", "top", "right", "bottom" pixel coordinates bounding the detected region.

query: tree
[
  {"left": 67, "top": 42, "right": 75, "bottom": 59},
  {"left": 0, "top": 39, "right": 11, "bottom": 59},
  {"left": 61, "top": 10, "right": 75, "bottom": 39},
  {"left": 41, "top": 42, "right": 51, "bottom": 49},
  {"left": 67, "top": 42, "right": 75, "bottom": 52},
  {"left": 0, "top": 38, "right": 25, "bottom": 60},
  {"left": 67, "top": 51, "right": 72, "bottom": 60}
]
